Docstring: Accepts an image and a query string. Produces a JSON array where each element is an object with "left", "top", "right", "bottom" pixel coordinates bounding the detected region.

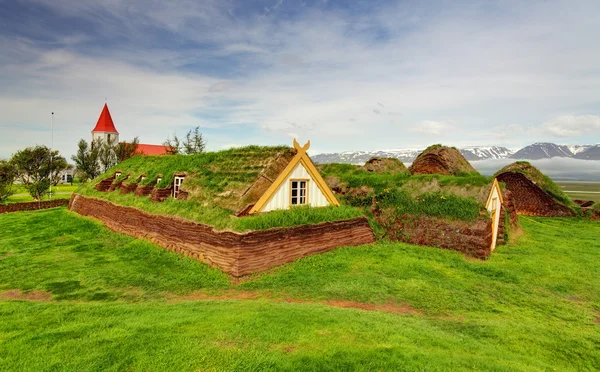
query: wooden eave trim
[
  {"left": 486, "top": 178, "right": 504, "bottom": 209},
  {"left": 248, "top": 142, "right": 340, "bottom": 214},
  {"left": 298, "top": 157, "right": 340, "bottom": 207}
]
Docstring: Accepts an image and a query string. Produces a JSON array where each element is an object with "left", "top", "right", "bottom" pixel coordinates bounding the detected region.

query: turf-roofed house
[
  {"left": 70, "top": 139, "right": 374, "bottom": 277},
  {"left": 321, "top": 145, "right": 520, "bottom": 258}
]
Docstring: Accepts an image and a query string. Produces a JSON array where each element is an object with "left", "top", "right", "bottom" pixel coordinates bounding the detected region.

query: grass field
[
  {"left": 1, "top": 208, "right": 599, "bottom": 370},
  {"left": 556, "top": 181, "right": 600, "bottom": 202},
  {"left": 4, "top": 184, "right": 80, "bottom": 204}
]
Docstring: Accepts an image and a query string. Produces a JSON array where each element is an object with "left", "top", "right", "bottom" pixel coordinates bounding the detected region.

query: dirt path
[{"left": 0, "top": 289, "right": 421, "bottom": 315}]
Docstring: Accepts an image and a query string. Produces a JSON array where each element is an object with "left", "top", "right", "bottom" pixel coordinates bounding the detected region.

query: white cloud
[
  {"left": 2, "top": 0, "right": 600, "bottom": 158},
  {"left": 410, "top": 121, "right": 453, "bottom": 136},
  {"left": 539, "top": 115, "right": 600, "bottom": 137}
]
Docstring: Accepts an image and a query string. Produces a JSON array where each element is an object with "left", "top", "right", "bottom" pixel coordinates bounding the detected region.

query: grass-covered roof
[
  {"left": 321, "top": 163, "right": 495, "bottom": 224},
  {"left": 363, "top": 157, "right": 408, "bottom": 174},
  {"left": 77, "top": 146, "right": 363, "bottom": 231},
  {"left": 494, "top": 161, "right": 575, "bottom": 209},
  {"left": 409, "top": 144, "right": 479, "bottom": 176}
]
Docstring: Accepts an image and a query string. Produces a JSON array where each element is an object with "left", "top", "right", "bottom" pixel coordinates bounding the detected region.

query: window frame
[
  {"left": 173, "top": 175, "right": 185, "bottom": 198},
  {"left": 289, "top": 178, "right": 309, "bottom": 207}
]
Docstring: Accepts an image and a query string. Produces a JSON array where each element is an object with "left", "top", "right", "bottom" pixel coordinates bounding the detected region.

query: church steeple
[{"left": 92, "top": 104, "right": 119, "bottom": 143}]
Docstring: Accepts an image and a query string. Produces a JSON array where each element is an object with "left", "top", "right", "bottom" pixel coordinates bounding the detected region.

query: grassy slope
[
  {"left": 321, "top": 163, "right": 490, "bottom": 222},
  {"left": 1, "top": 208, "right": 600, "bottom": 370}
]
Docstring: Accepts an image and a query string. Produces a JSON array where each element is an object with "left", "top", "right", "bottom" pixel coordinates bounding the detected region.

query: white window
[
  {"left": 140, "top": 176, "right": 146, "bottom": 182},
  {"left": 290, "top": 180, "right": 307, "bottom": 206},
  {"left": 115, "top": 172, "right": 121, "bottom": 178},
  {"left": 156, "top": 177, "right": 162, "bottom": 185},
  {"left": 173, "top": 176, "right": 185, "bottom": 198}
]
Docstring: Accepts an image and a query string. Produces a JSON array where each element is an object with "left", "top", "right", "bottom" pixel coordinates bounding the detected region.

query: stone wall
[
  {"left": 0, "top": 199, "right": 69, "bottom": 214},
  {"left": 69, "top": 194, "right": 375, "bottom": 277},
  {"left": 496, "top": 172, "right": 574, "bottom": 217}
]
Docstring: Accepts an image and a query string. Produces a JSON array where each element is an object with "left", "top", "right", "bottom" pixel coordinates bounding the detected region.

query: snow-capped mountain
[
  {"left": 460, "top": 147, "right": 514, "bottom": 161},
  {"left": 510, "top": 143, "right": 574, "bottom": 160},
  {"left": 568, "top": 145, "right": 593, "bottom": 156},
  {"left": 312, "top": 149, "right": 423, "bottom": 164},
  {"left": 573, "top": 145, "right": 600, "bottom": 160},
  {"left": 312, "top": 143, "right": 600, "bottom": 164},
  {"left": 312, "top": 146, "right": 513, "bottom": 164}
]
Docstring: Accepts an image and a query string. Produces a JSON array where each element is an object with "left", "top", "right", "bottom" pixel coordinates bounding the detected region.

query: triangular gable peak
[
  {"left": 249, "top": 139, "right": 340, "bottom": 214},
  {"left": 92, "top": 104, "right": 119, "bottom": 134},
  {"left": 486, "top": 178, "right": 504, "bottom": 211}
]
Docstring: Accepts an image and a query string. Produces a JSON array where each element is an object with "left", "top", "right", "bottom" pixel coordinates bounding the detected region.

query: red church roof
[
  {"left": 92, "top": 104, "right": 119, "bottom": 134},
  {"left": 135, "top": 144, "right": 170, "bottom": 156}
]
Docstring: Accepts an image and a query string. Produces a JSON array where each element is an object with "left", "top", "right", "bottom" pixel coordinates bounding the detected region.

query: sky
[{"left": 1, "top": 0, "right": 600, "bottom": 159}]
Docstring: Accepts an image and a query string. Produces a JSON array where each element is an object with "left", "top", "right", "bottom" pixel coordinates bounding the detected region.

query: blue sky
[{"left": 1, "top": 0, "right": 599, "bottom": 159}]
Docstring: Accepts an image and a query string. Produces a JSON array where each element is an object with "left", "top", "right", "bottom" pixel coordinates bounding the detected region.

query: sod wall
[
  {"left": 0, "top": 199, "right": 69, "bottom": 214},
  {"left": 496, "top": 172, "right": 575, "bottom": 217},
  {"left": 69, "top": 194, "right": 375, "bottom": 277}
]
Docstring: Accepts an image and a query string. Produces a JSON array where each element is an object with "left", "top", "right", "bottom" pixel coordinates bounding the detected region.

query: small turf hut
[
  {"left": 409, "top": 145, "right": 478, "bottom": 176},
  {"left": 363, "top": 157, "right": 408, "bottom": 174},
  {"left": 494, "top": 162, "right": 576, "bottom": 217}
]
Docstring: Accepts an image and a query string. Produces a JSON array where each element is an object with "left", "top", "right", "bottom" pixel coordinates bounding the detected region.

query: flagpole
[{"left": 50, "top": 112, "right": 54, "bottom": 200}]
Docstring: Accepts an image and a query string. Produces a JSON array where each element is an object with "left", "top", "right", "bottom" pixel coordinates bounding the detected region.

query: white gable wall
[{"left": 261, "top": 161, "right": 330, "bottom": 212}]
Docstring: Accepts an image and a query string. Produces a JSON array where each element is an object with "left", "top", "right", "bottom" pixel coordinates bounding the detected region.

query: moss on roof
[
  {"left": 320, "top": 163, "right": 493, "bottom": 222},
  {"left": 76, "top": 146, "right": 364, "bottom": 231},
  {"left": 363, "top": 157, "right": 408, "bottom": 174},
  {"left": 494, "top": 161, "right": 575, "bottom": 209},
  {"left": 409, "top": 144, "right": 479, "bottom": 176},
  {"left": 81, "top": 145, "right": 296, "bottom": 213}
]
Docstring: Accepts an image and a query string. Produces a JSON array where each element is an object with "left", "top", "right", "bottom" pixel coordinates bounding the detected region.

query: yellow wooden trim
[
  {"left": 486, "top": 178, "right": 504, "bottom": 209},
  {"left": 299, "top": 157, "right": 340, "bottom": 207},
  {"left": 249, "top": 139, "right": 340, "bottom": 214}
]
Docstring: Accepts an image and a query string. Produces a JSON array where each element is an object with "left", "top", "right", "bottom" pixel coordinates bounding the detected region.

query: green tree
[
  {"left": 98, "top": 137, "right": 117, "bottom": 173},
  {"left": 163, "top": 134, "right": 181, "bottom": 155},
  {"left": 11, "top": 146, "right": 67, "bottom": 200},
  {"left": 71, "top": 139, "right": 100, "bottom": 182},
  {"left": 0, "top": 160, "right": 17, "bottom": 203},
  {"left": 163, "top": 127, "right": 205, "bottom": 155},
  {"left": 183, "top": 126, "right": 206, "bottom": 154},
  {"left": 115, "top": 136, "right": 139, "bottom": 162}
]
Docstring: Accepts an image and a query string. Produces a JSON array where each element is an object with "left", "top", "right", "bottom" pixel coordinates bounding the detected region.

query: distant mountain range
[{"left": 312, "top": 143, "right": 600, "bottom": 164}]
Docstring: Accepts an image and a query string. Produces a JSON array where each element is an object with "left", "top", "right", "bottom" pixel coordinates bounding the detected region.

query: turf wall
[
  {"left": 68, "top": 194, "right": 375, "bottom": 277},
  {"left": 0, "top": 199, "right": 69, "bottom": 214}
]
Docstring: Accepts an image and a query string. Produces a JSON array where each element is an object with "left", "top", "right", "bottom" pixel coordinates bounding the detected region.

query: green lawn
[
  {"left": 556, "top": 181, "right": 600, "bottom": 203},
  {"left": 1, "top": 208, "right": 599, "bottom": 370},
  {"left": 5, "top": 183, "right": 80, "bottom": 204}
]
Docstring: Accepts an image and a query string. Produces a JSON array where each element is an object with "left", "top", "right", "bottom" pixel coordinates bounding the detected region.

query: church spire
[{"left": 92, "top": 103, "right": 119, "bottom": 134}]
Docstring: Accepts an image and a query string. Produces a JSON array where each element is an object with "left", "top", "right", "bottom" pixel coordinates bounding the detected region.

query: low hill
[
  {"left": 409, "top": 145, "right": 479, "bottom": 176},
  {"left": 363, "top": 157, "right": 407, "bottom": 174}
]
